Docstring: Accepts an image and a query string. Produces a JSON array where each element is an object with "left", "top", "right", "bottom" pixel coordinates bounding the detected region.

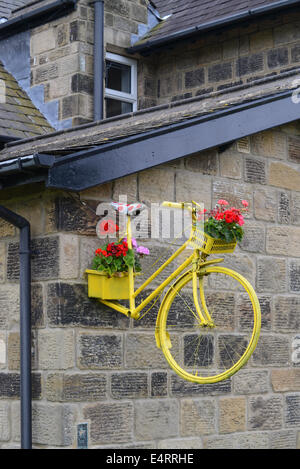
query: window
[{"left": 105, "top": 53, "right": 137, "bottom": 118}]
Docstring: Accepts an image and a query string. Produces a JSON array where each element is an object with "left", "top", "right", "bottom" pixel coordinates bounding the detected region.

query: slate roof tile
[
  {"left": 141, "top": 0, "right": 295, "bottom": 45},
  {"left": 0, "top": 61, "right": 53, "bottom": 140}
]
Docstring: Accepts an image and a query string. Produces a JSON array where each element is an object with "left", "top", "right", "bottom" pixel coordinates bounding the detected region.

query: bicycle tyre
[{"left": 158, "top": 266, "right": 261, "bottom": 384}]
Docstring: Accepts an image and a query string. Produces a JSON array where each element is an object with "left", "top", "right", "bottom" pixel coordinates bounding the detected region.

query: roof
[
  {"left": 0, "top": 0, "right": 34, "bottom": 19},
  {"left": 0, "top": 67, "right": 299, "bottom": 161},
  {"left": 131, "top": 0, "right": 300, "bottom": 51},
  {"left": 0, "top": 61, "right": 54, "bottom": 140},
  {"left": 0, "top": 70, "right": 299, "bottom": 190}
]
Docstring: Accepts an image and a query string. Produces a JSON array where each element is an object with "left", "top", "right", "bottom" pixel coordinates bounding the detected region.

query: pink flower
[
  {"left": 217, "top": 199, "right": 229, "bottom": 206},
  {"left": 238, "top": 215, "right": 245, "bottom": 226},
  {"left": 136, "top": 246, "right": 150, "bottom": 255},
  {"left": 123, "top": 237, "right": 138, "bottom": 248},
  {"left": 242, "top": 200, "right": 249, "bottom": 207}
]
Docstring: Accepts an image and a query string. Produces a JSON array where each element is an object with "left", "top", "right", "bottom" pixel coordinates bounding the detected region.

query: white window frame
[{"left": 105, "top": 52, "right": 137, "bottom": 114}]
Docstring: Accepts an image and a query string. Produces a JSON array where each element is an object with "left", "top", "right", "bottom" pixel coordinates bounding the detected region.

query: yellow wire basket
[{"left": 188, "top": 228, "right": 237, "bottom": 254}]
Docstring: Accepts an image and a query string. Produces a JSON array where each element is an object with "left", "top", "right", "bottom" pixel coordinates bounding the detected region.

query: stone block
[
  {"left": 47, "top": 282, "right": 129, "bottom": 328},
  {"left": 237, "top": 294, "right": 271, "bottom": 331},
  {"left": 236, "top": 53, "right": 264, "bottom": 76},
  {"left": 254, "top": 187, "right": 277, "bottom": 221},
  {"left": 34, "top": 63, "right": 59, "bottom": 84},
  {"left": 139, "top": 168, "right": 174, "bottom": 203},
  {"left": 71, "top": 73, "right": 93, "bottom": 94},
  {"left": 184, "top": 68, "right": 205, "bottom": 88},
  {"left": 267, "top": 47, "right": 288, "bottom": 68},
  {"left": 233, "top": 370, "right": 269, "bottom": 395},
  {"left": 274, "top": 295, "right": 300, "bottom": 332},
  {"left": 125, "top": 333, "right": 170, "bottom": 369},
  {"left": 59, "top": 234, "right": 79, "bottom": 279},
  {"left": 46, "top": 373, "right": 107, "bottom": 401},
  {"left": 111, "top": 372, "right": 148, "bottom": 398},
  {"left": 181, "top": 399, "right": 216, "bottom": 436},
  {"left": 158, "top": 438, "right": 202, "bottom": 449},
  {"left": 7, "top": 237, "right": 59, "bottom": 281},
  {"left": 291, "top": 193, "right": 300, "bottom": 225},
  {"left": 251, "top": 130, "right": 286, "bottom": 159},
  {"left": 288, "top": 136, "right": 300, "bottom": 163},
  {"left": 267, "top": 226, "right": 300, "bottom": 256},
  {"left": 219, "top": 397, "right": 246, "bottom": 434},
  {"left": 0, "top": 332, "right": 5, "bottom": 369},
  {"left": 285, "top": 394, "right": 300, "bottom": 427},
  {"left": 239, "top": 223, "right": 265, "bottom": 253},
  {"left": 78, "top": 332, "right": 123, "bottom": 369},
  {"left": 289, "top": 260, "right": 300, "bottom": 292},
  {"left": 248, "top": 395, "right": 283, "bottom": 430},
  {"left": 0, "top": 242, "right": 5, "bottom": 283},
  {"left": 38, "top": 329, "right": 74, "bottom": 370},
  {"left": 58, "top": 196, "right": 101, "bottom": 235},
  {"left": 0, "top": 284, "right": 20, "bottom": 328},
  {"left": 272, "top": 369, "right": 300, "bottom": 392},
  {"left": 252, "top": 335, "right": 290, "bottom": 367},
  {"left": 170, "top": 374, "right": 231, "bottom": 396},
  {"left": 83, "top": 401, "right": 133, "bottom": 445},
  {"left": 176, "top": 171, "right": 211, "bottom": 210},
  {"left": 269, "top": 430, "right": 297, "bottom": 449},
  {"left": 269, "top": 162, "right": 300, "bottom": 191},
  {"left": 0, "top": 373, "right": 41, "bottom": 399},
  {"left": 256, "top": 256, "right": 286, "bottom": 293},
  {"left": 205, "top": 432, "right": 269, "bottom": 449},
  {"left": 278, "top": 191, "right": 290, "bottom": 224},
  {"left": 29, "top": 403, "right": 76, "bottom": 446},
  {"left": 151, "top": 372, "right": 168, "bottom": 397},
  {"left": 250, "top": 30, "right": 273, "bottom": 51},
  {"left": 219, "top": 152, "right": 242, "bottom": 179},
  {"left": 31, "top": 28, "right": 56, "bottom": 55},
  {"left": 245, "top": 157, "right": 266, "bottom": 184},
  {"left": 134, "top": 399, "right": 179, "bottom": 440},
  {"left": 208, "top": 62, "right": 232, "bottom": 82},
  {"left": 185, "top": 149, "right": 218, "bottom": 176},
  {"left": 0, "top": 403, "right": 10, "bottom": 441}
]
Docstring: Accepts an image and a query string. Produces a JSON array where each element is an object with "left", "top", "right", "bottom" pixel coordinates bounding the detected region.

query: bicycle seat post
[{"left": 126, "top": 215, "right": 136, "bottom": 315}]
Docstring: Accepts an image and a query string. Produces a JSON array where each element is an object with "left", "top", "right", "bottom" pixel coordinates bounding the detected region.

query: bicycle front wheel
[{"left": 158, "top": 266, "right": 261, "bottom": 384}]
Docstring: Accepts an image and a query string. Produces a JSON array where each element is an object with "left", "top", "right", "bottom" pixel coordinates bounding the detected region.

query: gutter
[
  {"left": 0, "top": 0, "right": 77, "bottom": 37},
  {"left": 0, "top": 206, "right": 31, "bottom": 449},
  {"left": 128, "top": 0, "right": 300, "bottom": 53},
  {"left": 93, "top": 0, "right": 104, "bottom": 121},
  {"left": 0, "top": 153, "right": 55, "bottom": 189}
]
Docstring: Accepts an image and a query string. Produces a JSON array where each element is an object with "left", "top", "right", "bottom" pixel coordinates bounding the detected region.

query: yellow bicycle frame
[{"left": 99, "top": 201, "right": 222, "bottom": 323}]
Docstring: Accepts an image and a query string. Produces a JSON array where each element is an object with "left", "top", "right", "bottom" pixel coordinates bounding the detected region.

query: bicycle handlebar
[{"left": 162, "top": 201, "right": 193, "bottom": 211}]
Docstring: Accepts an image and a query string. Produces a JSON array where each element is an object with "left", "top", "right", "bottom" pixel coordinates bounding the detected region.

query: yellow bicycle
[{"left": 86, "top": 200, "right": 261, "bottom": 384}]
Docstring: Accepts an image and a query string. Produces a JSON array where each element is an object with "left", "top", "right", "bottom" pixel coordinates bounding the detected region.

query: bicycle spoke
[{"left": 159, "top": 266, "right": 260, "bottom": 383}]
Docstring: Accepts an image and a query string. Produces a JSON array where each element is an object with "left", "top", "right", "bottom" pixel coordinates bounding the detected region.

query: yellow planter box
[{"left": 86, "top": 269, "right": 130, "bottom": 300}]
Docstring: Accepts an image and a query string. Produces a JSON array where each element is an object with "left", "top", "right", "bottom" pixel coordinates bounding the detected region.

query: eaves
[{"left": 0, "top": 86, "right": 300, "bottom": 191}]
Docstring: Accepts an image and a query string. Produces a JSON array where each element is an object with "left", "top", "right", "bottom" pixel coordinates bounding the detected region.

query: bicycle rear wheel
[{"left": 158, "top": 266, "right": 261, "bottom": 384}]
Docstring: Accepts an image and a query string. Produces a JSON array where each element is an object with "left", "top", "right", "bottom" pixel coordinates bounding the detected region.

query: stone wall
[
  {"left": 28, "top": 0, "right": 150, "bottom": 127},
  {"left": 137, "top": 8, "right": 300, "bottom": 108},
  {"left": 0, "top": 122, "right": 299, "bottom": 448}
]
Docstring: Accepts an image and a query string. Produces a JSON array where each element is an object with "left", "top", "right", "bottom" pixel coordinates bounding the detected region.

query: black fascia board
[
  {"left": 128, "top": 0, "right": 300, "bottom": 54},
  {"left": 46, "top": 89, "right": 300, "bottom": 191},
  {"left": 0, "top": 0, "right": 77, "bottom": 38}
]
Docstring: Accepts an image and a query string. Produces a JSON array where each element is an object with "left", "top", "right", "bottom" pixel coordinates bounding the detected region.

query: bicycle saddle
[{"left": 111, "top": 202, "right": 146, "bottom": 217}]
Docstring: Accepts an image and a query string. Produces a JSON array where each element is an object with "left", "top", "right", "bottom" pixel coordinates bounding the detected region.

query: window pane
[
  {"left": 105, "top": 98, "right": 133, "bottom": 118},
  {"left": 106, "top": 60, "right": 131, "bottom": 94}
]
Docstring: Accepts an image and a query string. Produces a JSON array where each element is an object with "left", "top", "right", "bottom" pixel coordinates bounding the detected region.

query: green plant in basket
[
  {"left": 200, "top": 199, "right": 249, "bottom": 242},
  {"left": 92, "top": 238, "right": 149, "bottom": 277}
]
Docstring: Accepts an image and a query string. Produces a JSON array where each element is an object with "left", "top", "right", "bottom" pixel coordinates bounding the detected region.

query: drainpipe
[
  {"left": 0, "top": 206, "right": 31, "bottom": 449},
  {"left": 93, "top": 0, "right": 104, "bottom": 121}
]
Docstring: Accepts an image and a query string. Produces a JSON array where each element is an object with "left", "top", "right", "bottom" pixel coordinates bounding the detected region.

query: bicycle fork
[{"left": 192, "top": 259, "right": 215, "bottom": 328}]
